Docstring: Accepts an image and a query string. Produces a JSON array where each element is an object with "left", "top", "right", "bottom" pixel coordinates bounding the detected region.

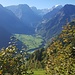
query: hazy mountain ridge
[
  {"left": 43, "top": 5, "right": 62, "bottom": 20},
  {"left": 31, "top": 6, "right": 51, "bottom": 16},
  {"left": 6, "top": 4, "right": 42, "bottom": 28},
  {"left": 37, "top": 4, "right": 75, "bottom": 41},
  {"left": 0, "top": 4, "right": 35, "bottom": 34},
  {"left": 31, "top": 5, "right": 62, "bottom": 17}
]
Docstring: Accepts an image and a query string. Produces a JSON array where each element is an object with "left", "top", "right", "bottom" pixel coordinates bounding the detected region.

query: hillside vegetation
[
  {"left": 45, "top": 21, "right": 75, "bottom": 75},
  {"left": 14, "top": 34, "right": 44, "bottom": 51},
  {"left": 28, "top": 21, "right": 75, "bottom": 75},
  {"left": 37, "top": 4, "right": 75, "bottom": 41}
]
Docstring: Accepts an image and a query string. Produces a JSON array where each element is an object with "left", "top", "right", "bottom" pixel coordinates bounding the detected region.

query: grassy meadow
[{"left": 14, "top": 34, "right": 44, "bottom": 51}]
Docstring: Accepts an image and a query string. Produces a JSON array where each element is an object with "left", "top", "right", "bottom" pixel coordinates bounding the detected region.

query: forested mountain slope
[{"left": 37, "top": 4, "right": 75, "bottom": 41}]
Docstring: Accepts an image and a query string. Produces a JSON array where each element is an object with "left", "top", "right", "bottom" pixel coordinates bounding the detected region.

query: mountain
[
  {"left": 0, "top": 26, "right": 11, "bottom": 48},
  {"left": 0, "top": 4, "right": 11, "bottom": 48},
  {"left": 0, "top": 25, "right": 26, "bottom": 49},
  {"left": 31, "top": 5, "right": 62, "bottom": 18},
  {"left": 0, "top": 4, "right": 34, "bottom": 34},
  {"left": 31, "top": 6, "right": 51, "bottom": 16},
  {"left": 6, "top": 4, "right": 41, "bottom": 28},
  {"left": 43, "top": 5, "right": 62, "bottom": 20},
  {"left": 37, "top": 4, "right": 75, "bottom": 41}
]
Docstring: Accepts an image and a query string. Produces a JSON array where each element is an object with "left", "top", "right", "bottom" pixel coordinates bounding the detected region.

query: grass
[
  {"left": 14, "top": 34, "right": 43, "bottom": 51},
  {"left": 26, "top": 69, "right": 47, "bottom": 75},
  {"left": 33, "top": 69, "right": 46, "bottom": 75}
]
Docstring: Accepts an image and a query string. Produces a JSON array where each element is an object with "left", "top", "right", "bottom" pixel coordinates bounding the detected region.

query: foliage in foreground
[
  {"left": 0, "top": 42, "right": 33, "bottom": 75},
  {"left": 27, "top": 48, "right": 46, "bottom": 69},
  {"left": 46, "top": 21, "right": 75, "bottom": 75},
  {"left": 27, "top": 21, "right": 75, "bottom": 75}
]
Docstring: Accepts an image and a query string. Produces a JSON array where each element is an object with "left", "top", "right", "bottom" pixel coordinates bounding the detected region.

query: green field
[
  {"left": 32, "top": 69, "right": 47, "bottom": 75},
  {"left": 14, "top": 34, "right": 43, "bottom": 51},
  {"left": 26, "top": 69, "right": 48, "bottom": 75}
]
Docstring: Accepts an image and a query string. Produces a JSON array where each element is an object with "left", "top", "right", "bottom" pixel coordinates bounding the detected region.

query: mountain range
[
  {"left": 37, "top": 4, "right": 75, "bottom": 41},
  {"left": 31, "top": 6, "right": 51, "bottom": 16},
  {"left": 0, "top": 4, "right": 34, "bottom": 34},
  {"left": 6, "top": 4, "right": 42, "bottom": 28},
  {"left": 43, "top": 5, "right": 62, "bottom": 20},
  {"left": 0, "top": 4, "right": 75, "bottom": 49}
]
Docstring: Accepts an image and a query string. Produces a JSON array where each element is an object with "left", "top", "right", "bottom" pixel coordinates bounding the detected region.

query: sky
[{"left": 0, "top": 0, "right": 75, "bottom": 9}]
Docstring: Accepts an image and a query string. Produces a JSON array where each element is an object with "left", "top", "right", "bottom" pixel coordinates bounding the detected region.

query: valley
[{"left": 14, "top": 34, "right": 44, "bottom": 52}]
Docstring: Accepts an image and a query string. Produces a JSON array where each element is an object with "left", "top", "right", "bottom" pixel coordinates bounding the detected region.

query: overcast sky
[{"left": 0, "top": 0, "right": 75, "bottom": 9}]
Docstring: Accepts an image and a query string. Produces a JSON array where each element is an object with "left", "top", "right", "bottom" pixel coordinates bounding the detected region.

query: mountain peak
[
  {"left": 64, "top": 4, "right": 75, "bottom": 6},
  {"left": 63, "top": 4, "right": 75, "bottom": 9},
  {"left": 52, "top": 5, "right": 62, "bottom": 9},
  {"left": 0, "top": 4, "right": 3, "bottom": 8},
  {"left": 55, "top": 5, "right": 61, "bottom": 7},
  {"left": 0, "top": 4, "right": 3, "bottom": 6},
  {"left": 18, "top": 4, "right": 30, "bottom": 8},
  {"left": 62, "top": 4, "right": 75, "bottom": 14}
]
